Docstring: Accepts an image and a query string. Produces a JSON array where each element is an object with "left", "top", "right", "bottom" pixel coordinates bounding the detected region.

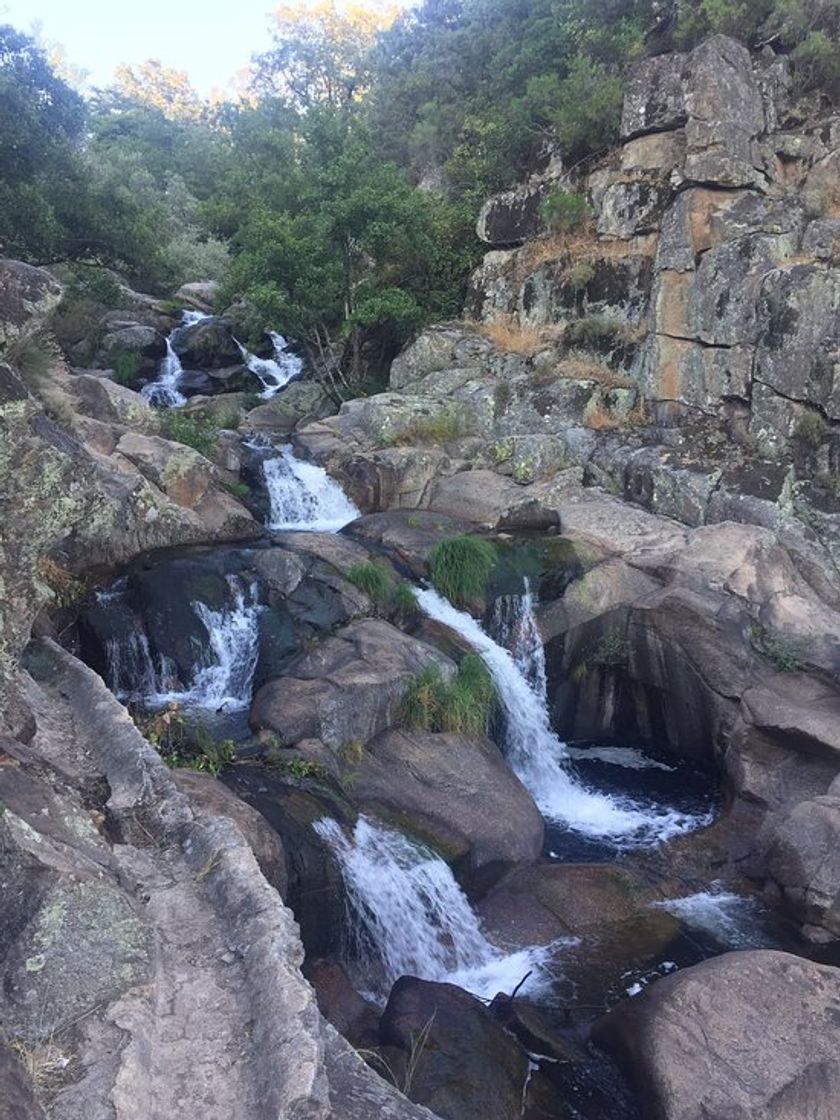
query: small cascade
[
  {"left": 236, "top": 333, "right": 303, "bottom": 399},
  {"left": 652, "top": 887, "right": 777, "bottom": 950},
  {"left": 141, "top": 337, "right": 187, "bottom": 408},
  {"left": 315, "top": 815, "right": 552, "bottom": 1000},
  {"left": 106, "top": 631, "right": 178, "bottom": 703},
  {"left": 106, "top": 576, "right": 262, "bottom": 712},
  {"left": 262, "top": 445, "right": 360, "bottom": 532},
  {"left": 491, "top": 578, "right": 547, "bottom": 696},
  {"left": 140, "top": 308, "right": 211, "bottom": 408},
  {"left": 417, "top": 585, "right": 710, "bottom": 844}
]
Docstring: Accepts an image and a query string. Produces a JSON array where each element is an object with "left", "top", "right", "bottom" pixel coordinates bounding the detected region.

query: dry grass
[
  {"left": 473, "top": 317, "right": 546, "bottom": 355},
  {"left": 11, "top": 1039, "right": 72, "bottom": 1094},
  {"left": 528, "top": 357, "right": 635, "bottom": 390},
  {"left": 512, "top": 229, "right": 655, "bottom": 285}
]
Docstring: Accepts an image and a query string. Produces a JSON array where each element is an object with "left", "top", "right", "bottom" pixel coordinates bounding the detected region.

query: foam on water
[
  {"left": 315, "top": 815, "right": 556, "bottom": 1001},
  {"left": 263, "top": 445, "right": 360, "bottom": 532},
  {"left": 652, "top": 886, "right": 773, "bottom": 949},
  {"left": 418, "top": 584, "right": 712, "bottom": 844},
  {"left": 236, "top": 332, "right": 303, "bottom": 399}
]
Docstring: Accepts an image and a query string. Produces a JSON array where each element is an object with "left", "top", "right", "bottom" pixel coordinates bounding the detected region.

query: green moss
[{"left": 750, "top": 623, "right": 807, "bottom": 673}]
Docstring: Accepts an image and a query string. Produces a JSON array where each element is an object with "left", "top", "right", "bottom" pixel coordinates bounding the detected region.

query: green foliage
[
  {"left": 401, "top": 655, "right": 496, "bottom": 737},
  {"left": 9, "top": 334, "right": 60, "bottom": 385},
  {"left": 794, "top": 411, "right": 829, "bottom": 449},
  {"left": 346, "top": 561, "right": 418, "bottom": 618},
  {"left": 428, "top": 536, "right": 497, "bottom": 608},
  {"left": 159, "top": 410, "right": 219, "bottom": 456},
  {"left": 277, "top": 757, "right": 327, "bottom": 780},
  {"left": 109, "top": 349, "right": 143, "bottom": 386},
  {"left": 392, "top": 582, "right": 418, "bottom": 616},
  {"left": 592, "top": 628, "right": 631, "bottom": 667},
  {"left": 222, "top": 479, "right": 251, "bottom": 502},
  {"left": 541, "top": 189, "right": 592, "bottom": 234},
  {"left": 134, "top": 704, "right": 236, "bottom": 775},
  {"left": 393, "top": 408, "right": 465, "bottom": 445},
  {"left": 750, "top": 623, "right": 807, "bottom": 672},
  {"left": 566, "top": 260, "right": 597, "bottom": 290},
  {"left": 346, "top": 560, "right": 395, "bottom": 606}
]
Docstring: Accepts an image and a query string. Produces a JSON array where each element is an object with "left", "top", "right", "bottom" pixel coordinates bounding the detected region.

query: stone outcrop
[
  {"left": 0, "top": 259, "right": 62, "bottom": 350},
  {"left": 1, "top": 639, "right": 433, "bottom": 1120},
  {"left": 592, "top": 950, "right": 840, "bottom": 1120}
]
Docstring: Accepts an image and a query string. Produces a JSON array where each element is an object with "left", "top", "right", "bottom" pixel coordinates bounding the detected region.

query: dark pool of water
[{"left": 544, "top": 739, "right": 721, "bottom": 862}]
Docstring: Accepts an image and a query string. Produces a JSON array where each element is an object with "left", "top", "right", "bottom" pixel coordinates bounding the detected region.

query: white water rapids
[
  {"left": 315, "top": 816, "right": 555, "bottom": 1001},
  {"left": 416, "top": 583, "right": 712, "bottom": 845},
  {"left": 262, "top": 445, "right": 360, "bottom": 531}
]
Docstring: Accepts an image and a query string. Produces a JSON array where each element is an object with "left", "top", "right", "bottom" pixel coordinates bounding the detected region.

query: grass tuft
[
  {"left": 428, "top": 535, "right": 496, "bottom": 607},
  {"left": 401, "top": 654, "right": 495, "bottom": 737}
]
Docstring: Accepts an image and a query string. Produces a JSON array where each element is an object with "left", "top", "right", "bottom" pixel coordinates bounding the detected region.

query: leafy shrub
[
  {"left": 109, "top": 348, "right": 142, "bottom": 386},
  {"left": 566, "top": 260, "right": 596, "bottom": 290},
  {"left": 750, "top": 624, "right": 807, "bottom": 672},
  {"left": 135, "top": 704, "right": 236, "bottom": 775},
  {"left": 159, "top": 410, "right": 219, "bottom": 456},
  {"left": 540, "top": 189, "right": 592, "bottom": 233},
  {"left": 402, "top": 654, "right": 496, "bottom": 737},
  {"left": 429, "top": 535, "right": 497, "bottom": 607},
  {"left": 592, "top": 628, "right": 630, "bottom": 667}
]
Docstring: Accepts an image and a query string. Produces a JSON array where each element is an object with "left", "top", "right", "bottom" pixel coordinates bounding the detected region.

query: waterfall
[
  {"left": 263, "top": 445, "right": 360, "bottom": 532},
  {"left": 106, "top": 631, "right": 178, "bottom": 703},
  {"left": 315, "top": 816, "right": 553, "bottom": 1000},
  {"left": 106, "top": 576, "right": 261, "bottom": 712},
  {"left": 491, "top": 579, "right": 547, "bottom": 696},
  {"left": 140, "top": 308, "right": 210, "bottom": 408},
  {"left": 141, "top": 337, "right": 187, "bottom": 408},
  {"left": 417, "top": 585, "right": 709, "bottom": 844},
  {"left": 236, "top": 333, "right": 303, "bottom": 399}
]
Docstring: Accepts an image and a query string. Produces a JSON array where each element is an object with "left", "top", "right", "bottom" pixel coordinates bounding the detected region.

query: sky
[{"left": 0, "top": 0, "right": 278, "bottom": 96}]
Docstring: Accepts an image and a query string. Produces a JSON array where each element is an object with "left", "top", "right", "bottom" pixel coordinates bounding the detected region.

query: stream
[{"left": 78, "top": 408, "right": 825, "bottom": 1120}]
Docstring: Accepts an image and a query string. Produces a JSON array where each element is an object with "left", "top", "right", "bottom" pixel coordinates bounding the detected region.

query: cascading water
[
  {"left": 314, "top": 815, "right": 554, "bottom": 1000},
  {"left": 262, "top": 445, "right": 360, "bottom": 532},
  {"left": 106, "top": 575, "right": 261, "bottom": 712},
  {"left": 141, "top": 337, "right": 187, "bottom": 408},
  {"left": 106, "top": 631, "right": 179, "bottom": 703},
  {"left": 236, "top": 332, "right": 303, "bottom": 399},
  {"left": 140, "top": 309, "right": 210, "bottom": 408},
  {"left": 417, "top": 585, "right": 712, "bottom": 845}
]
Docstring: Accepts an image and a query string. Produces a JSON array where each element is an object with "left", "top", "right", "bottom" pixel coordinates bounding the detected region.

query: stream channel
[{"left": 71, "top": 312, "right": 840, "bottom": 1120}]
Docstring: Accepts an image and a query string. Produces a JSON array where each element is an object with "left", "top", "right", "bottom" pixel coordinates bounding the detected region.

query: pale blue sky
[{"left": 0, "top": 0, "right": 278, "bottom": 95}]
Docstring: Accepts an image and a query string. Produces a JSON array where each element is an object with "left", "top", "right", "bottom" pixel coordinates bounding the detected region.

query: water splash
[
  {"left": 236, "top": 332, "right": 303, "bottom": 399},
  {"left": 263, "top": 445, "right": 359, "bottom": 532},
  {"left": 652, "top": 886, "right": 776, "bottom": 950},
  {"left": 417, "top": 585, "right": 711, "bottom": 845},
  {"left": 315, "top": 815, "right": 554, "bottom": 1001}
]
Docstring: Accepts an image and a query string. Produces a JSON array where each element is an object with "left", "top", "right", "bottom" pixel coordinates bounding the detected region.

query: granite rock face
[{"left": 592, "top": 950, "right": 840, "bottom": 1120}]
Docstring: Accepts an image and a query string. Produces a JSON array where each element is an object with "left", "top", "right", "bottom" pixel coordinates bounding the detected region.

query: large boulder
[
  {"left": 592, "top": 950, "right": 840, "bottom": 1120},
  {"left": 67, "top": 373, "right": 158, "bottom": 432},
  {"left": 250, "top": 619, "right": 454, "bottom": 746},
  {"left": 174, "top": 280, "right": 220, "bottom": 313},
  {"left": 380, "top": 976, "right": 530, "bottom": 1120},
  {"left": 348, "top": 729, "right": 543, "bottom": 882},
  {"left": 0, "top": 259, "right": 62, "bottom": 350},
  {"left": 172, "top": 317, "right": 241, "bottom": 369},
  {"left": 766, "top": 776, "right": 840, "bottom": 940},
  {"left": 476, "top": 182, "right": 550, "bottom": 247}
]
